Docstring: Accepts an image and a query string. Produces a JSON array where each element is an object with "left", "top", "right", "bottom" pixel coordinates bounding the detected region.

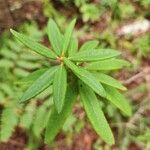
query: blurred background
[{"left": 0, "top": 0, "right": 150, "bottom": 149}]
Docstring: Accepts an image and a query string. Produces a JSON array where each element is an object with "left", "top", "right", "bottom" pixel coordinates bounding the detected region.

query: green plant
[
  {"left": 0, "top": 23, "right": 52, "bottom": 148},
  {"left": 10, "top": 18, "right": 132, "bottom": 145},
  {"left": 134, "top": 35, "right": 150, "bottom": 58},
  {"left": 75, "top": 0, "right": 101, "bottom": 22},
  {"left": 139, "top": 0, "right": 150, "bottom": 7}
]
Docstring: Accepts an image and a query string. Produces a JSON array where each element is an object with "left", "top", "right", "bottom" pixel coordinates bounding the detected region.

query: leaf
[
  {"left": 19, "top": 101, "right": 36, "bottom": 129},
  {"left": 33, "top": 104, "right": 50, "bottom": 137},
  {"left": 20, "top": 67, "right": 57, "bottom": 102},
  {"left": 79, "top": 40, "right": 99, "bottom": 51},
  {"left": 69, "top": 49, "right": 121, "bottom": 62},
  {"left": 36, "top": 86, "right": 53, "bottom": 100},
  {"left": 68, "top": 37, "right": 78, "bottom": 56},
  {"left": 64, "top": 58, "right": 106, "bottom": 97},
  {"left": 45, "top": 84, "right": 77, "bottom": 144},
  {"left": 85, "top": 59, "right": 130, "bottom": 70},
  {"left": 104, "top": 85, "right": 132, "bottom": 116},
  {"left": 10, "top": 29, "right": 57, "bottom": 59},
  {"left": 0, "top": 83, "right": 14, "bottom": 96},
  {"left": 53, "top": 65, "right": 67, "bottom": 113},
  {"left": 16, "top": 60, "right": 41, "bottom": 70},
  {"left": 94, "top": 72, "right": 127, "bottom": 91},
  {"left": 63, "top": 19, "right": 76, "bottom": 54},
  {"left": 47, "top": 19, "right": 63, "bottom": 55},
  {"left": 0, "top": 59, "right": 14, "bottom": 68},
  {"left": 1, "top": 48, "right": 18, "bottom": 60},
  {"left": 79, "top": 81, "right": 114, "bottom": 145},
  {"left": 16, "top": 68, "right": 48, "bottom": 86},
  {"left": 14, "top": 68, "right": 29, "bottom": 77},
  {"left": 0, "top": 108, "right": 18, "bottom": 142}
]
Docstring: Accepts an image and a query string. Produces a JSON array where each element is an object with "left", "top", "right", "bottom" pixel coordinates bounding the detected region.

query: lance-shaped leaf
[
  {"left": 10, "top": 29, "right": 57, "bottom": 59},
  {"left": 85, "top": 59, "right": 130, "bottom": 70},
  {"left": 68, "top": 37, "right": 78, "bottom": 56},
  {"left": 45, "top": 85, "right": 77, "bottom": 144},
  {"left": 47, "top": 19, "right": 63, "bottom": 55},
  {"left": 63, "top": 19, "right": 76, "bottom": 54},
  {"left": 104, "top": 85, "right": 132, "bottom": 116},
  {"left": 20, "top": 67, "right": 58, "bottom": 102},
  {"left": 53, "top": 65, "right": 67, "bottom": 113},
  {"left": 79, "top": 40, "right": 99, "bottom": 51},
  {"left": 69, "top": 49, "right": 120, "bottom": 62},
  {"left": 64, "top": 58, "right": 106, "bottom": 97},
  {"left": 94, "top": 72, "right": 127, "bottom": 91},
  {"left": 79, "top": 81, "right": 114, "bottom": 145},
  {"left": 16, "top": 68, "right": 48, "bottom": 86}
]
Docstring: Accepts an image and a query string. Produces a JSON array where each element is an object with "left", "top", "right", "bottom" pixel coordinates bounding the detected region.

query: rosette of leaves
[{"left": 10, "top": 18, "right": 132, "bottom": 145}]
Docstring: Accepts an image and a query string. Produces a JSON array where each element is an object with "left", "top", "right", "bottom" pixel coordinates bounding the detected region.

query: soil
[{"left": 0, "top": 0, "right": 46, "bottom": 33}]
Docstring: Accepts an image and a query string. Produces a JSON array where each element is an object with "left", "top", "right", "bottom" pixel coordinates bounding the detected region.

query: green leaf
[
  {"left": 79, "top": 40, "right": 99, "bottom": 51},
  {"left": 85, "top": 59, "right": 130, "bottom": 70},
  {"left": 63, "top": 19, "right": 76, "bottom": 54},
  {"left": 0, "top": 59, "right": 14, "bottom": 68},
  {"left": 20, "top": 67, "right": 57, "bottom": 102},
  {"left": 53, "top": 65, "right": 67, "bottom": 113},
  {"left": 64, "top": 58, "right": 106, "bottom": 97},
  {"left": 104, "top": 85, "right": 132, "bottom": 116},
  {"left": 0, "top": 83, "right": 14, "bottom": 96},
  {"left": 79, "top": 81, "right": 114, "bottom": 145},
  {"left": 16, "top": 68, "right": 48, "bottom": 86},
  {"left": 19, "top": 101, "right": 36, "bottom": 129},
  {"left": 47, "top": 19, "right": 63, "bottom": 55},
  {"left": 14, "top": 68, "right": 29, "bottom": 77},
  {"left": 45, "top": 84, "right": 77, "bottom": 144},
  {"left": 1, "top": 48, "right": 18, "bottom": 60},
  {"left": 36, "top": 86, "right": 53, "bottom": 100},
  {"left": 16, "top": 60, "right": 41, "bottom": 70},
  {"left": 0, "top": 108, "right": 18, "bottom": 142},
  {"left": 10, "top": 29, "right": 57, "bottom": 59},
  {"left": 33, "top": 104, "right": 50, "bottom": 137},
  {"left": 68, "top": 37, "right": 78, "bottom": 56},
  {"left": 94, "top": 72, "right": 127, "bottom": 91},
  {"left": 69, "top": 49, "right": 120, "bottom": 62}
]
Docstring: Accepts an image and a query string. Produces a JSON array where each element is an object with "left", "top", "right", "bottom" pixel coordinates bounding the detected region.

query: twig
[{"left": 122, "top": 68, "right": 150, "bottom": 85}]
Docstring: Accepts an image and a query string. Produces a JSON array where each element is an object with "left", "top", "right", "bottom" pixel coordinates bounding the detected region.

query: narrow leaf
[
  {"left": 94, "top": 72, "right": 127, "bottom": 91},
  {"left": 79, "top": 40, "right": 99, "bottom": 51},
  {"left": 79, "top": 81, "right": 114, "bottom": 145},
  {"left": 64, "top": 58, "right": 106, "bottom": 97},
  {"left": 63, "top": 19, "right": 76, "bottom": 54},
  {"left": 69, "top": 49, "right": 121, "bottom": 62},
  {"left": 16, "top": 68, "right": 48, "bottom": 86},
  {"left": 20, "top": 67, "right": 57, "bottom": 102},
  {"left": 53, "top": 65, "right": 67, "bottom": 113},
  {"left": 10, "top": 29, "right": 57, "bottom": 59},
  {"left": 68, "top": 37, "right": 78, "bottom": 56},
  {"left": 45, "top": 84, "right": 77, "bottom": 144},
  {"left": 104, "top": 85, "right": 132, "bottom": 116},
  {"left": 47, "top": 19, "right": 63, "bottom": 55},
  {"left": 85, "top": 59, "right": 130, "bottom": 70}
]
